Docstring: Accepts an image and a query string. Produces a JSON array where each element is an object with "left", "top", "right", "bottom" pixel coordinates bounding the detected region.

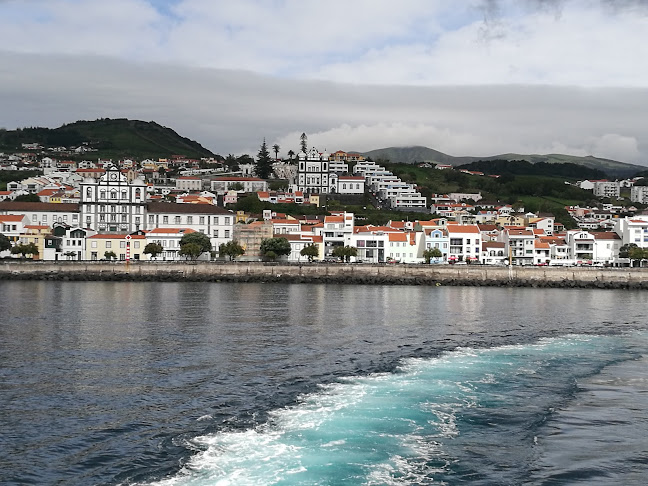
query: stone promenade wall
[{"left": 1, "top": 261, "right": 648, "bottom": 289}]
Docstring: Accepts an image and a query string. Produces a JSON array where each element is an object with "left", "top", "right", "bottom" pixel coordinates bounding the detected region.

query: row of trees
[{"left": 253, "top": 133, "right": 307, "bottom": 179}]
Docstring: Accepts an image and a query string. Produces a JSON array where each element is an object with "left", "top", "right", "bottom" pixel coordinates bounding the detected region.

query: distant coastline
[{"left": 1, "top": 261, "right": 648, "bottom": 290}]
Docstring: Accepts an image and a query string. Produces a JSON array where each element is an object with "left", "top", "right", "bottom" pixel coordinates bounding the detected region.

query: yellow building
[
  {"left": 86, "top": 234, "right": 147, "bottom": 261},
  {"left": 18, "top": 225, "right": 51, "bottom": 259}
]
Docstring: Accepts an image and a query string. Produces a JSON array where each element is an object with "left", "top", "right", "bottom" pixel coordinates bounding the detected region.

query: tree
[
  {"left": 260, "top": 237, "right": 291, "bottom": 260},
  {"left": 287, "top": 149, "right": 295, "bottom": 163},
  {"left": 219, "top": 240, "right": 245, "bottom": 261},
  {"left": 255, "top": 139, "right": 273, "bottom": 179},
  {"left": 332, "top": 245, "right": 357, "bottom": 262},
  {"left": 628, "top": 246, "right": 648, "bottom": 266},
  {"left": 104, "top": 250, "right": 116, "bottom": 260},
  {"left": 11, "top": 243, "right": 39, "bottom": 258},
  {"left": 0, "top": 233, "right": 11, "bottom": 253},
  {"left": 300, "top": 243, "right": 319, "bottom": 262},
  {"left": 179, "top": 243, "right": 202, "bottom": 260},
  {"left": 272, "top": 143, "right": 280, "bottom": 161},
  {"left": 179, "top": 232, "right": 212, "bottom": 260},
  {"left": 300, "top": 132, "right": 308, "bottom": 153},
  {"left": 143, "top": 242, "right": 163, "bottom": 259},
  {"left": 224, "top": 154, "right": 239, "bottom": 171},
  {"left": 423, "top": 247, "right": 443, "bottom": 263},
  {"left": 14, "top": 193, "right": 40, "bottom": 202},
  {"left": 619, "top": 243, "right": 639, "bottom": 259},
  {"left": 230, "top": 182, "right": 244, "bottom": 191}
]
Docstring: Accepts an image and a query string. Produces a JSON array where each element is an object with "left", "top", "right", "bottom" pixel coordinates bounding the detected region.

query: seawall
[{"left": 1, "top": 262, "right": 648, "bottom": 289}]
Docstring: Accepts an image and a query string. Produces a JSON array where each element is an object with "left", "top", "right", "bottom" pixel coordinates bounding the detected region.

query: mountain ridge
[
  {"left": 0, "top": 118, "right": 216, "bottom": 160},
  {"left": 362, "top": 145, "right": 645, "bottom": 178}
]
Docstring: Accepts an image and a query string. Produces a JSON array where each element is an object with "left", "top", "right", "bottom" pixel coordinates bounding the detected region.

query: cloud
[
  {"left": 1, "top": 2, "right": 648, "bottom": 167},
  {"left": 1, "top": 1, "right": 648, "bottom": 86}
]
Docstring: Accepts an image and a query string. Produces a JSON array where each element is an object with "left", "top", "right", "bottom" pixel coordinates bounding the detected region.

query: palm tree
[
  {"left": 272, "top": 143, "right": 280, "bottom": 161},
  {"left": 287, "top": 149, "right": 295, "bottom": 162}
]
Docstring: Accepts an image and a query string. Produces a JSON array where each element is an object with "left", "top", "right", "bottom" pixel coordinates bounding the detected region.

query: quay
[{"left": 1, "top": 261, "right": 648, "bottom": 289}]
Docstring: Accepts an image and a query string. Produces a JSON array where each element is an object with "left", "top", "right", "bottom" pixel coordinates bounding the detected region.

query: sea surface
[{"left": 1, "top": 281, "right": 647, "bottom": 486}]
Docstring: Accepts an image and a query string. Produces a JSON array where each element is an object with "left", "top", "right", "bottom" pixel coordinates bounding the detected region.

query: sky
[{"left": 1, "top": 0, "right": 648, "bottom": 166}]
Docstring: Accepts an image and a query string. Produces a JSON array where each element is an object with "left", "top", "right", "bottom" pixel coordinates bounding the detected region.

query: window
[
  {"left": 121, "top": 191, "right": 127, "bottom": 199},
  {"left": 224, "top": 230, "right": 230, "bottom": 238},
  {"left": 187, "top": 216, "right": 193, "bottom": 224},
  {"left": 120, "top": 241, "right": 126, "bottom": 248},
  {"left": 213, "top": 230, "right": 219, "bottom": 237},
  {"left": 106, "top": 241, "right": 112, "bottom": 248},
  {"left": 225, "top": 217, "right": 231, "bottom": 225},
  {"left": 163, "top": 216, "right": 169, "bottom": 224},
  {"left": 175, "top": 216, "right": 181, "bottom": 224},
  {"left": 134, "top": 241, "right": 140, "bottom": 249},
  {"left": 43, "top": 215, "right": 47, "bottom": 222},
  {"left": 135, "top": 188, "right": 141, "bottom": 199},
  {"left": 149, "top": 215, "right": 154, "bottom": 224},
  {"left": 110, "top": 190, "right": 117, "bottom": 199},
  {"left": 101, "top": 190, "right": 106, "bottom": 199},
  {"left": 199, "top": 216, "right": 205, "bottom": 224}
]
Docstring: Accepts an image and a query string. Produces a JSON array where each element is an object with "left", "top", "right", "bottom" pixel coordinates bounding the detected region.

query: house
[
  {"left": 0, "top": 201, "right": 81, "bottom": 227},
  {"left": 564, "top": 230, "right": 596, "bottom": 261},
  {"left": 17, "top": 225, "right": 51, "bottom": 260},
  {"left": 614, "top": 216, "right": 648, "bottom": 248},
  {"left": 0, "top": 214, "right": 30, "bottom": 243},
  {"left": 447, "top": 224, "right": 482, "bottom": 263},
  {"left": 86, "top": 234, "right": 147, "bottom": 261},
  {"left": 330, "top": 175, "right": 365, "bottom": 194},
  {"left": 500, "top": 228, "right": 535, "bottom": 265},
  {"left": 319, "top": 212, "right": 354, "bottom": 257},
  {"left": 211, "top": 177, "right": 268, "bottom": 195},
  {"left": 145, "top": 202, "right": 235, "bottom": 255},
  {"left": 423, "top": 228, "right": 449, "bottom": 263},
  {"left": 52, "top": 225, "right": 97, "bottom": 261},
  {"left": 232, "top": 221, "right": 274, "bottom": 260},
  {"left": 481, "top": 241, "right": 507, "bottom": 265},
  {"left": 591, "top": 231, "right": 622, "bottom": 263},
  {"left": 146, "top": 228, "right": 197, "bottom": 260},
  {"left": 175, "top": 176, "right": 203, "bottom": 192}
]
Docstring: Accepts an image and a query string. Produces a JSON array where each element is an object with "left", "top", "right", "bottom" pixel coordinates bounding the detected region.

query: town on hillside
[{"left": 1, "top": 143, "right": 648, "bottom": 266}]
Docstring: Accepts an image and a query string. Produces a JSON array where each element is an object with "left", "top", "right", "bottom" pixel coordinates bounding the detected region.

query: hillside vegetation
[
  {"left": 364, "top": 145, "right": 645, "bottom": 178},
  {"left": 0, "top": 118, "right": 215, "bottom": 160}
]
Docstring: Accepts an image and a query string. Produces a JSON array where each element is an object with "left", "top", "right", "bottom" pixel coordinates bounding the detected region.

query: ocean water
[{"left": 0, "top": 281, "right": 647, "bottom": 486}]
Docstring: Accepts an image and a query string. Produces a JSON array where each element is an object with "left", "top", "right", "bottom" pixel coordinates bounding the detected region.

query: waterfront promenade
[{"left": 1, "top": 261, "right": 648, "bottom": 289}]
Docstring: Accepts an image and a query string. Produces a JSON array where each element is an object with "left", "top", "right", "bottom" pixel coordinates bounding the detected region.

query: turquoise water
[
  {"left": 1, "top": 282, "right": 646, "bottom": 485},
  {"left": 151, "top": 334, "right": 647, "bottom": 486}
]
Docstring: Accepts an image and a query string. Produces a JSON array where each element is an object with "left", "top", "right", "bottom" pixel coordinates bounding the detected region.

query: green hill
[
  {"left": 363, "top": 146, "right": 645, "bottom": 178},
  {"left": 0, "top": 118, "right": 215, "bottom": 159}
]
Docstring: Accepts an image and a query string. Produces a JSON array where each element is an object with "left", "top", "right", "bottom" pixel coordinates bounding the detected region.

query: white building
[
  {"left": 210, "top": 177, "right": 268, "bottom": 195},
  {"left": 81, "top": 164, "right": 148, "bottom": 233},
  {"left": 145, "top": 202, "right": 235, "bottom": 254},
  {"left": 175, "top": 176, "right": 203, "bottom": 192},
  {"left": 146, "top": 227, "right": 198, "bottom": 260},
  {"left": 630, "top": 185, "right": 648, "bottom": 204},
  {"left": 447, "top": 224, "right": 482, "bottom": 263},
  {"left": 592, "top": 181, "right": 620, "bottom": 198},
  {"left": 330, "top": 175, "right": 365, "bottom": 195},
  {"left": 296, "top": 148, "right": 330, "bottom": 195},
  {"left": 614, "top": 215, "right": 648, "bottom": 248}
]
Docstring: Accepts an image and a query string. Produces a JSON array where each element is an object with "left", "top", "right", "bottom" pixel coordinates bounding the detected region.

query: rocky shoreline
[{"left": 1, "top": 261, "right": 648, "bottom": 289}]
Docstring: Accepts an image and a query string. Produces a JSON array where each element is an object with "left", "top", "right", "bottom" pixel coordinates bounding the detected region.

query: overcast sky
[{"left": 1, "top": 0, "right": 647, "bottom": 166}]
